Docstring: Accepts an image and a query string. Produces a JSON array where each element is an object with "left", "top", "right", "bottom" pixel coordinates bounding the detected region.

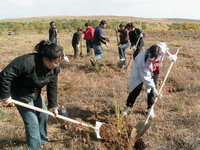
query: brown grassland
[{"left": 0, "top": 17, "right": 200, "bottom": 150}]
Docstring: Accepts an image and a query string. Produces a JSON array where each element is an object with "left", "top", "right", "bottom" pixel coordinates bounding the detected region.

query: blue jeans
[
  {"left": 118, "top": 43, "right": 130, "bottom": 65},
  {"left": 16, "top": 96, "right": 48, "bottom": 150},
  {"left": 93, "top": 44, "right": 103, "bottom": 61}
]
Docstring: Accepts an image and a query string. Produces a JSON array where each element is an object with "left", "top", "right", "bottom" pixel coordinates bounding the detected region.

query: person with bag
[
  {"left": 0, "top": 40, "right": 69, "bottom": 150},
  {"left": 121, "top": 43, "right": 177, "bottom": 116},
  {"left": 116, "top": 23, "right": 130, "bottom": 67},
  {"left": 90, "top": 20, "right": 109, "bottom": 66}
]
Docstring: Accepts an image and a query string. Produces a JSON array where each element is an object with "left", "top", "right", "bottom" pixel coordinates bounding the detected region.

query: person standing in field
[
  {"left": 0, "top": 40, "right": 69, "bottom": 150},
  {"left": 49, "top": 21, "right": 58, "bottom": 43},
  {"left": 90, "top": 20, "right": 109, "bottom": 66},
  {"left": 126, "top": 23, "right": 145, "bottom": 59},
  {"left": 83, "top": 23, "right": 94, "bottom": 56},
  {"left": 121, "top": 43, "right": 177, "bottom": 116},
  {"left": 116, "top": 23, "right": 130, "bottom": 67},
  {"left": 72, "top": 28, "right": 83, "bottom": 59}
]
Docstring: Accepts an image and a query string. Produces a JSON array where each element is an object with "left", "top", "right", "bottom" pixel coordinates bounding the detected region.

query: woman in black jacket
[{"left": 0, "top": 40, "right": 68, "bottom": 150}]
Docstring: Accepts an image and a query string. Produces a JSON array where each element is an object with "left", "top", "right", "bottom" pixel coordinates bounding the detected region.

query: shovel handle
[
  {"left": 144, "top": 48, "right": 180, "bottom": 124},
  {"left": 10, "top": 99, "right": 96, "bottom": 130}
]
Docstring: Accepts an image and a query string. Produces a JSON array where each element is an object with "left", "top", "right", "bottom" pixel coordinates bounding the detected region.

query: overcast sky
[{"left": 0, "top": 0, "right": 200, "bottom": 20}]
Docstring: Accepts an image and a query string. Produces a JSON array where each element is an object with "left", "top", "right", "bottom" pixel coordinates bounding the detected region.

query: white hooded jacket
[{"left": 129, "top": 50, "right": 156, "bottom": 92}]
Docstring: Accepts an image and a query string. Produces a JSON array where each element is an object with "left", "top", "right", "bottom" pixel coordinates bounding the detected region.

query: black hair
[
  {"left": 85, "top": 23, "right": 89, "bottom": 27},
  {"left": 125, "top": 22, "right": 134, "bottom": 30},
  {"left": 77, "top": 27, "right": 82, "bottom": 32},
  {"left": 100, "top": 20, "right": 107, "bottom": 26},
  {"left": 119, "top": 23, "right": 125, "bottom": 27},
  {"left": 145, "top": 45, "right": 161, "bottom": 61},
  {"left": 34, "top": 40, "right": 64, "bottom": 60},
  {"left": 50, "top": 21, "right": 55, "bottom": 26}
]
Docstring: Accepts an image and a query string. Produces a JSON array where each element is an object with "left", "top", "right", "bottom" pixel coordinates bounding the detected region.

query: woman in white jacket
[{"left": 121, "top": 43, "right": 177, "bottom": 116}]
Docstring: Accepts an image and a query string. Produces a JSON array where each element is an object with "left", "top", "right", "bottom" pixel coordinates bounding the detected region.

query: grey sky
[{"left": 0, "top": 0, "right": 200, "bottom": 20}]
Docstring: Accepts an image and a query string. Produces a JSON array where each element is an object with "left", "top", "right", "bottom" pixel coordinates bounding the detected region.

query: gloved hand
[
  {"left": 168, "top": 54, "right": 177, "bottom": 62},
  {"left": 145, "top": 88, "right": 152, "bottom": 93},
  {"left": 153, "top": 88, "right": 163, "bottom": 98},
  {"left": 106, "top": 42, "right": 109, "bottom": 47},
  {"left": 77, "top": 44, "right": 80, "bottom": 48},
  {"left": 140, "top": 33, "right": 143, "bottom": 38}
]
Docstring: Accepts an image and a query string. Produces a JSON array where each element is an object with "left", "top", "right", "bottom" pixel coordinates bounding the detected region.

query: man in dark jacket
[
  {"left": 49, "top": 21, "right": 57, "bottom": 43},
  {"left": 126, "top": 23, "right": 145, "bottom": 59},
  {"left": 90, "top": 20, "right": 109, "bottom": 66},
  {"left": 72, "top": 28, "right": 82, "bottom": 59}
]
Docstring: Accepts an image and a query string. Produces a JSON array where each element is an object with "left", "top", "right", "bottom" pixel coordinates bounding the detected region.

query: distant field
[{"left": 1, "top": 15, "right": 200, "bottom": 25}]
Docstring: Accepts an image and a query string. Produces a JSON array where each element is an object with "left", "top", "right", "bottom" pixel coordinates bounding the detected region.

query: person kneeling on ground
[{"left": 121, "top": 43, "right": 177, "bottom": 116}]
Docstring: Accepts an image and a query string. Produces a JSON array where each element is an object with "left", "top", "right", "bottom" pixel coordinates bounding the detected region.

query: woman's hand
[
  {"left": 49, "top": 108, "right": 58, "bottom": 117},
  {"left": 2, "top": 97, "right": 12, "bottom": 105}
]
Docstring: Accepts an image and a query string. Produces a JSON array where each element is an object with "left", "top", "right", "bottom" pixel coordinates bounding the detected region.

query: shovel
[
  {"left": 10, "top": 99, "right": 103, "bottom": 139},
  {"left": 80, "top": 34, "right": 83, "bottom": 57},
  {"left": 131, "top": 48, "right": 180, "bottom": 140},
  {"left": 126, "top": 33, "right": 142, "bottom": 69}
]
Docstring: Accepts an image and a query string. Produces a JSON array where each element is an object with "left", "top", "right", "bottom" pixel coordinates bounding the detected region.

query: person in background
[
  {"left": 126, "top": 23, "right": 145, "bottom": 59},
  {"left": 0, "top": 40, "right": 69, "bottom": 150},
  {"left": 116, "top": 23, "right": 130, "bottom": 67},
  {"left": 83, "top": 23, "right": 94, "bottom": 56},
  {"left": 49, "top": 21, "right": 57, "bottom": 43},
  {"left": 90, "top": 20, "right": 109, "bottom": 66},
  {"left": 121, "top": 43, "right": 177, "bottom": 116},
  {"left": 72, "top": 28, "right": 83, "bottom": 59}
]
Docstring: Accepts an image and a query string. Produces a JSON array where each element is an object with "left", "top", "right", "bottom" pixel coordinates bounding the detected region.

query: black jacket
[
  {"left": 0, "top": 53, "right": 60, "bottom": 109},
  {"left": 129, "top": 28, "right": 144, "bottom": 49},
  {"left": 49, "top": 27, "right": 57, "bottom": 43},
  {"left": 72, "top": 32, "right": 81, "bottom": 46}
]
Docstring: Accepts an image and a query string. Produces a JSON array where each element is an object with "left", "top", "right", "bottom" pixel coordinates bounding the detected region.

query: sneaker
[
  {"left": 121, "top": 106, "right": 131, "bottom": 115},
  {"left": 147, "top": 108, "right": 155, "bottom": 118}
]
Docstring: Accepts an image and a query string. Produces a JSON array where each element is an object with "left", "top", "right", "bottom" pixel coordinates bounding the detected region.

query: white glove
[
  {"left": 153, "top": 88, "right": 159, "bottom": 97},
  {"left": 64, "top": 55, "right": 69, "bottom": 62},
  {"left": 168, "top": 54, "right": 177, "bottom": 62},
  {"left": 145, "top": 88, "right": 152, "bottom": 93},
  {"left": 106, "top": 42, "right": 109, "bottom": 47},
  {"left": 77, "top": 44, "right": 80, "bottom": 48},
  {"left": 140, "top": 33, "right": 143, "bottom": 38}
]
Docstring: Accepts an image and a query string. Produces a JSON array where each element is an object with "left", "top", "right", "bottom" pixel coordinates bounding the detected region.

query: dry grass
[{"left": 0, "top": 27, "right": 200, "bottom": 150}]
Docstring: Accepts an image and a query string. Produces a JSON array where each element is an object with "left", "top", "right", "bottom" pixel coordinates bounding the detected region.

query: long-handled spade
[
  {"left": 126, "top": 33, "right": 142, "bottom": 69},
  {"left": 10, "top": 99, "right": 103, "bottom": 139},
  {"left": 131, "top": 48, "right": 180, "bottom": 142},
  {"left": 80, "top": 34, "right": 83, "bottom": 57}
]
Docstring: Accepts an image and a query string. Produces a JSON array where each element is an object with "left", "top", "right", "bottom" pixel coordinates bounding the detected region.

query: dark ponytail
[
  {"left": 145, "top": 45, "right": 161, "bottom": 62},
  {"left": 34, "top": 40, "right": 64, "bottom": 60}
]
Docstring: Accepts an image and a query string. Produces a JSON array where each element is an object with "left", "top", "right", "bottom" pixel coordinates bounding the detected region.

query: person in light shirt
[{"left": 121, "top": 43, "right": 177, "bottom": 116}]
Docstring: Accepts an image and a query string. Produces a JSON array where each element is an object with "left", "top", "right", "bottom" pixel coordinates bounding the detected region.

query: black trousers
[{"left": 126, "top": 74, "right": 159, "bottom": 109}]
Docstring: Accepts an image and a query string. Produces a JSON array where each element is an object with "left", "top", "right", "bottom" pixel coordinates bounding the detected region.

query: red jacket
[{"left": 83, "top": 26, "right": 94, "bottom": 40}]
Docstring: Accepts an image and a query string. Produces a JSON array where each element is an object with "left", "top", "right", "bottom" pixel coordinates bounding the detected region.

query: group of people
[{"left": 0, "top": 20, "right": 178, "bottom": 150}]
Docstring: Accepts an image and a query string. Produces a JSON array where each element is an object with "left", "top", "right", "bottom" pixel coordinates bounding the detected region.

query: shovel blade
[
  {"left": 131, "top": 121, "right": 152, "bottom": 139},
  {"left": 95, "top": 121, "right": 103, "bottom": 139}
]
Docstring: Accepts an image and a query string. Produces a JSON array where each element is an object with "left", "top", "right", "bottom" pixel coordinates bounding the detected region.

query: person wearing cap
[
  {"left": 121, "top": 43, "right": 177, "bottom": 116},
  {"left": 49, "top": 21, "right": 57, "bottom": 43},
  {"left": 83, "top": 23, "right": 94, "bottom": 56},
  {"left": 0, "top": 40, "right": 69, "bottom": 150},
  {"left": 116, "top": 23, "right": 130, "bottom": 67},
  {"left": 126, "top": 23, "right": 145, "bottom": 59},
  {"left": 90, "top": 20, "right": 109, "bottom": 66},
  {"left": 72, "top": 28, "right": 83, "bottom": 59},
  {"left": 146, "top": 42, "right": 177, "bottom": 117}
]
